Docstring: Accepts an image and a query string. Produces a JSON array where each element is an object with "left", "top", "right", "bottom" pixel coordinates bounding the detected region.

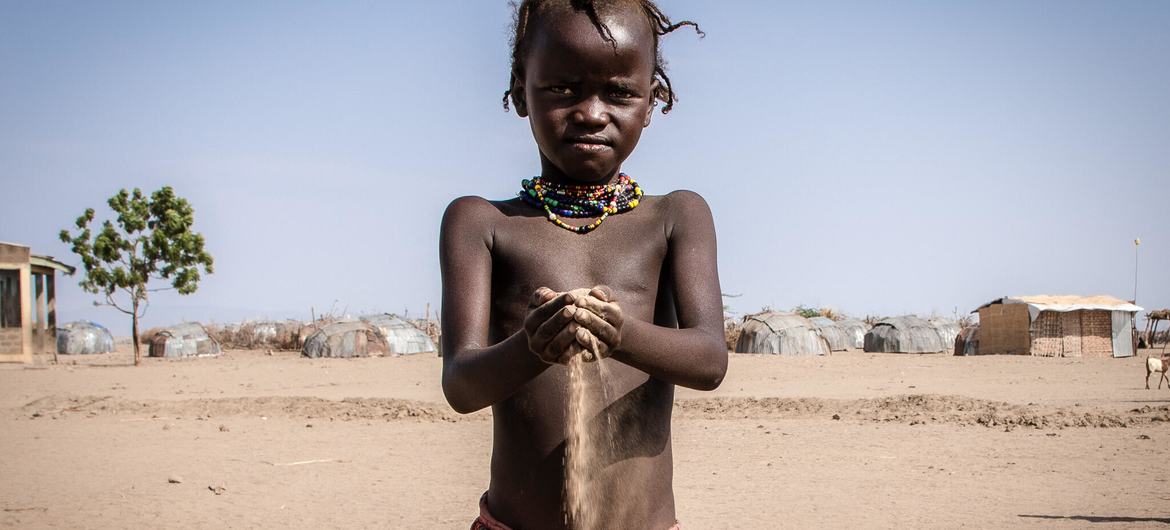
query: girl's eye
[
  {"left": 609, "top": 89, "right": 638, "bottom": 100},
  {"left": 547, "top": 86, "right": 573, "bottom": 95}
]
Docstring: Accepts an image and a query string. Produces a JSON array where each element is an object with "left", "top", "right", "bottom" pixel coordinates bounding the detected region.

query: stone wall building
[{"left": 0, "top": 242, "right": 74, "bottom": 363}]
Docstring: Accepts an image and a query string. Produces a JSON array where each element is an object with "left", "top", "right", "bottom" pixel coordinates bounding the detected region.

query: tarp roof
[{"left": 975, "top": 295, "right": 1142, "bottom": 318}]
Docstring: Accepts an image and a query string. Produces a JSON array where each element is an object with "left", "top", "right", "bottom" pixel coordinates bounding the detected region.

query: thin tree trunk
[{"left": 132, "top": 299, "right": 141, "bottom": 366}]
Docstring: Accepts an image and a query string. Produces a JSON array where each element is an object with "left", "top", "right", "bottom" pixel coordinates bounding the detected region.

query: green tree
[{"left": 59, "top": 187, "right": 214, "bottom": 365}]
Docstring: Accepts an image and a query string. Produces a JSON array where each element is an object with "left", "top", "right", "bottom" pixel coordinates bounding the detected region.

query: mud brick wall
[{"left": 0, "top": 328, "right": 22, "bottom": 356}]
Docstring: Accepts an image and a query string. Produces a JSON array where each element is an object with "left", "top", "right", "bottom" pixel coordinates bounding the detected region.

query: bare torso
[
  {"left": 484, "top": 195, "right": 679, "bottom": 529},
  {"left": 441, "top": 187, "right": 725, "bottom": 530}
]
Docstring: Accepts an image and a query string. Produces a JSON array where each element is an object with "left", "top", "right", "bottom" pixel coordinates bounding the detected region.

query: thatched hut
[
  {"left": 836, "top": 319, "right": 868, "bottom": 349},
  {"left": 974, "top": 295, "right": 1141, "bottom": 358},
  {"left": 735, "top": 312, "right": 829, "bottom": 356},
  {"left": 301, "top": 320, "right": 390, "bottom": 358},
  {"left": 808, "top": 317, "right": 851, "bottom": 351},
  {"left": 954, "top": 324, "right": 980, "bottom": 356},
  {"left": 56, "top": 321, "right": 115, "bottom": 355},
  {"left": 148, "top": 322, "right": 222, "bottom": 358},
  {"left": 359, "top": 314, "right": 437, "bottom": 355},
  {"left": 864, "top": 316, "right": 947, "bottom": 353}
]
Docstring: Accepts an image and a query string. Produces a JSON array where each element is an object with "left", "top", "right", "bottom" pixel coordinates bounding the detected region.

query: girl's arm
[
  {"left": 438, "top": 196, "right": 580, "bottom": 413},
  {"left": 586, "top": 191, "right": 728, "bottom": 390}
]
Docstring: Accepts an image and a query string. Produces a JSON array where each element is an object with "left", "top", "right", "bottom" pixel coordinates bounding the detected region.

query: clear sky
[{"left": 2, "top": 1, "right": 1167, "bottom": 333}]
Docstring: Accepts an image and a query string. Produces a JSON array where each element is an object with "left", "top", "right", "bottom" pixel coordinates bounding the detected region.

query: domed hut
[
  {"left": 148, "top": 322, "right": 222, "bottom": 358},
  {"left": 735, "top": 312, "right": 829, "bottom": 356},
  {"left": 836, "top": 319, "right": 869, "bottom": 349},
  {"left": 302, "top": 320, "right": 390, "bottom": 358},
  {"left": 864, "top": 316, "right": 947, "bottom": 353},
  {"left": 56, "top": 321, "right": 115, "bottom": 355},
  {"left": 358, "top": 314, "right": 437, "bottom": 355},
  {"left": 954, "top": 324, "right": 980, "bottom": 356},
  {"left": 808, "top": 317, "right": 851, "bottom": 352},
  {"left": 928, "top": 318, "right": 960, "bottom": 349}
]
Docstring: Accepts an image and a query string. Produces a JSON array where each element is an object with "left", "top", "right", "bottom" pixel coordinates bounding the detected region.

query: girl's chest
[{"left": 491, "top": 213, "right": 669, "bottom": 302}]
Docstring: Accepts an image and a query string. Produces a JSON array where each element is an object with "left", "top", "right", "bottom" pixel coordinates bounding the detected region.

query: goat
[{"left": 1146, "top": 355, "right": 1170, "bottom": 389}]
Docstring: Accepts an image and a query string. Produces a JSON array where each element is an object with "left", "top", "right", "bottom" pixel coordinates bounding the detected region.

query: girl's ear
[
  {"left": 643, "top": 79, "right": 661, "bottom": 127},
  {"left": 511, "top": 74, "right": 529, "bottom": 117}
]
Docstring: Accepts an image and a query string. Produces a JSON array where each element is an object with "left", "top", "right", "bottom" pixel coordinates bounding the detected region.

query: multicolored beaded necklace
[{"left": 519, "top": 173, "right": 643, "bottom": 234}]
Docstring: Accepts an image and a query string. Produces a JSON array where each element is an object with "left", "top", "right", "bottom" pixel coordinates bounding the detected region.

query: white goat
[{"left": 1146, "top": 355, "right": 1170, "bottom": 390}]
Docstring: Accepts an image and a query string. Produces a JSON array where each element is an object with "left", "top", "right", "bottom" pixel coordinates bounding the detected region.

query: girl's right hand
[{"left": 523, "top": 287, "right": 586, "bottom": 364}]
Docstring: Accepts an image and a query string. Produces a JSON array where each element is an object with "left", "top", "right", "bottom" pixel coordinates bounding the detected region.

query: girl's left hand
[{"left": 567, "top": 285, "right": 623, "bottom": 360}]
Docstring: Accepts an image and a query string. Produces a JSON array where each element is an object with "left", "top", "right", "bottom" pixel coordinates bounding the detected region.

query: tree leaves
[{"left": 59, "top": 186, "right": 214, "bottom": 316}]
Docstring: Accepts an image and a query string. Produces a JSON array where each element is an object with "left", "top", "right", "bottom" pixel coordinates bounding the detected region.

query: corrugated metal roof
[
  {"left": 864, "top": 315, "right": 948, "bottom": 353},
  {"left": 735, "top": 312, "right": 829, "bottom": 356},
  {"left": 976, "top": 295, "right": 1142, "bottom": 313},
  {"left": 30, "top": 254, "right": 75, "bottom": 274},
  {"left": 808, "top": 317, "right": 852, "bottom": 351}
]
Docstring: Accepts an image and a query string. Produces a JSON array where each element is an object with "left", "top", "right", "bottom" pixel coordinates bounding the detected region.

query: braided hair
[{"left": 503, "top": 0, "right": 703, "bottom": 115}]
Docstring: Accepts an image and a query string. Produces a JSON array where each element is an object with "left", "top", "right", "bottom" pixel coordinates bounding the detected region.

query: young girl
[{"left": 439, "top": 1, "right": 725, "bottom": 528}]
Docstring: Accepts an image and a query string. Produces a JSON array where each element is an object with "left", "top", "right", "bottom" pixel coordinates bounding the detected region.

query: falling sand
[{"left": 564, "top": 334, "right": 603, "bottom": 530}]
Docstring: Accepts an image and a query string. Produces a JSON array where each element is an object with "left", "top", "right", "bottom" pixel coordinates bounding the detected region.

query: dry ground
[{"left": 2, "top": 347, "right": 1169, "bottom": 529}]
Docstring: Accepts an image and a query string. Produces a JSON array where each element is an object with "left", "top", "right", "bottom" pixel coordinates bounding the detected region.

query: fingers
[
  {"left": 523, "top": 291, "right": 572, "bottom": 336},
  {"left": 571, "top": 307, "right": 619, "bottom": 352},
  {"left": 589, "top": 285, "right": 615, "bottom": 303},
  {"left": 529, "top": 287, "right": 558, "bottom": 308},
  {"left": 573, "top": 294, "right": 623, "bottom": 323},
  {"left": 530, "top": 304, "right": 575, "bottom": 347},
  {"left": 575, "top": 327, "right": 599, "bottom": 361},
  {"left": 558, "top": 330, "right": 601, "bottom": 363}
]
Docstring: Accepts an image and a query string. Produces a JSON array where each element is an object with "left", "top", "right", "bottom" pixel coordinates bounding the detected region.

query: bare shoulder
[
  {"left": 440, "top": 195, "right": 503, "bottom": 247},
  {"left": 651, "top": 190, "right": 714, "bottom": 239}
]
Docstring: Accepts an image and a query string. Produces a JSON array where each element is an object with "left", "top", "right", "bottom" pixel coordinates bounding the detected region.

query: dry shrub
[
  {"left": 409, "top": 318, "right": 442, "bottom": 356},
  {"left": 724, "top": 317, "right": 742, "bottom": 352},
  {"left": 207, "top": 321, "right": 304, "bottom": 350},
  {"left": 139, "top": 327, "right": 163, "bottom": 345}
]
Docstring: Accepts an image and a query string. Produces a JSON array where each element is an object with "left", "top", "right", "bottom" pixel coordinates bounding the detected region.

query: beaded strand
[{"left": 519, "top": 173, "right": 643, "bottom": 234}]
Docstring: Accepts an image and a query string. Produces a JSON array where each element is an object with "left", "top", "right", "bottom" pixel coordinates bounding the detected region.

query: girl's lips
[{"left": 567, "top": 142, "right": 611, "bottom": 152}]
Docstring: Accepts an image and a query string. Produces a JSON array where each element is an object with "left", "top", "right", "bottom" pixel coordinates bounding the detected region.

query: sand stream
[{"left": 564, "top": 336, "right": 605, "bottom": 529}]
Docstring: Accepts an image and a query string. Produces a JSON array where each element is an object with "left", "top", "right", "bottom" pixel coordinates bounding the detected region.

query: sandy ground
[{"left": 2, "top": 347, "right": 1169, "bottom": 529}]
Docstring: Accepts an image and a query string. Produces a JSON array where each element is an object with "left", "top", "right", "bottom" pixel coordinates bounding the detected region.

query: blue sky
[{"left": 1, "top": 1, "right": 1167, "bottom": 333}]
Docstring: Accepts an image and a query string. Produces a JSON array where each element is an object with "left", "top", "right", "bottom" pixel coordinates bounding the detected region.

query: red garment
[{"left": 470, "top": 493, "right": 681, "bottom": 530}]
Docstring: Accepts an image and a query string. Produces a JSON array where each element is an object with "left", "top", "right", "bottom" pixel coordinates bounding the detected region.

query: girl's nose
[{"left": 571, "top": 96, "right": 610, "bottom": 128}]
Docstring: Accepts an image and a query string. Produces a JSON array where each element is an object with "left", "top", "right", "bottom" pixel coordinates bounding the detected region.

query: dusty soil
[{"left": 2, "top": 347, "right": 1169, "bottom": 529}]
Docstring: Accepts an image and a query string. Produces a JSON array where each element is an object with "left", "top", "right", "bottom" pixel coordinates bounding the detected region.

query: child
[{"left": 439, "top": 1, "right": 725, "bottom": 528}]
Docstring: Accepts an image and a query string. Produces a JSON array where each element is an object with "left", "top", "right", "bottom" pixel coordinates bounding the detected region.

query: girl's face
[{"left": 514, "top": 5, "right": 657, "bottom": 185}]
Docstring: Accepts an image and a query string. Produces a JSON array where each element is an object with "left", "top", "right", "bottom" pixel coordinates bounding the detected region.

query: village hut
[
  {"left": 928, "top": 318, "right": 961, "bottom": 348},
  {"left": 836, "top": 319, "right": 868, "bottom": 349},
  {"left": 808, "top": 317, "right": 851, "bottom": 352},
  {"left": 148, "top": 322, "right": 222, "bottom": 358},
  {"left": 302, "top": 320, "right": 390, "bottom": 358},
  {"left": 358, "top": 314, "right": 437, "bottom": 355},
  {"left": 56, "top": 321, "right": 115, "bottom": 355},
  {"left": 973, "top": 295, "right": 1141, "bottom": 358},
  {"left": 954, "top": 324, "right": 980, "bottom": 356},
  {"left": 864, "top": 316, "right": 948, "bottom": 353},
  {"left": 735, "top": 312, "right": 829, "bottom": 356}
]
